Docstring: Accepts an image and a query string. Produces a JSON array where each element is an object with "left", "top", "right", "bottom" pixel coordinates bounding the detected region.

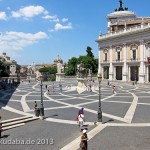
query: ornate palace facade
[{"left": 96, "top": 1, "right": 150, "bottom": 83}]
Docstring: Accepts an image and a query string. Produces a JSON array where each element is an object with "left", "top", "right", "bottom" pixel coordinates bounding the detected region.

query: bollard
[{"left": 35, "top": 108, "right": 40, "bottom": 117}]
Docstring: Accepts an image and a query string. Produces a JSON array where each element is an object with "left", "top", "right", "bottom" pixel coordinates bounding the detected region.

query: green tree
[
  {"left": 0, "top": 61, "right": 9, "bottom": 77},
  {"left": 86, "top": 46, "right": 94, "bottom": 59},
  {"left": 39, "top": 66, "right": 57, "bottom": 74},
  {"left": 65, "top": 46, "right": 98, "bottom": 76},
  {"left": 65, "top": 57, "right": 78, "bottom": 76}
]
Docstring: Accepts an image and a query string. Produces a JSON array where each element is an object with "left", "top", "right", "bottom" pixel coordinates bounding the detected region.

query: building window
[
  {"left": 105, "top": 53, "right": 107, "bottom": 61},
  {"left": 116, "top": 47, "right": 122, "bottom": 61},
  {"left": 130, "top": 44, "right": 138, "bottom": 60},
  {"left": 146, "top": 42, "right": 150, "bottom": 57},
  {"left": 104, "top": 49, "right": 108, "bottom": 62},
  {"left": 117, "top": 51, "right": 120, "bottom": 61},
  {"left": 133, "top": 50, "right": 136, "bottom": 60}
]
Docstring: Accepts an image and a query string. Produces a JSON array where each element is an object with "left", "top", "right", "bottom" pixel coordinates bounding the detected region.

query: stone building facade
[
  {"left": 96, "top": 1, "right": 150, "bottom": 83},
  {"left": 0, "top": 52, "right": 20, "bottom": 76}
]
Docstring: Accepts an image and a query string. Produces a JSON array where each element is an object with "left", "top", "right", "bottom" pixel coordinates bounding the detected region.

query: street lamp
[
  {"left": 39, "top": 75, "right": 44, "bottom": 119},
  {"left": 97, "top": 74, "right": 102, "bottom": 122}
]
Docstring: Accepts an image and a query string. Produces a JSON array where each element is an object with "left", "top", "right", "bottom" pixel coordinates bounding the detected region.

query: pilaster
[
  {"left": 109, "top": 46, "right": 113, "bottom": 80},
  {"left": 122, "top": 43, "right": 127, "bottom": 81},
  {"left": 139, "top": 40, "right": 145, "bottom": 83}
]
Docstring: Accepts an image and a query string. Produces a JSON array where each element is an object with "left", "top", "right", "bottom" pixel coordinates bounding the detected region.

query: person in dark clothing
[
  {"left": 80, "top": 129, "right": 88, "bottom": 150},
  {"left": 34, "top": 101, "right": 37, "bottom": 108},
  {"left": 78, "top": 108, "right": 84, "bottom": 115},
  {"left": 45, "top": 85, "right": 47, "bottom": 89}
]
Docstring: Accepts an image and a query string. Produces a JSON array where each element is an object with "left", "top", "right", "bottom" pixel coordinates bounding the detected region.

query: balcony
[
  {"left": 101, "top": 60, "right": 109, "bottom": 63},
  {"left": 127, "top": 58, "right": 140, "bottom": 63},
  {"left": 98, "top": 23, "right": 150, "bottom": 40},
  {"left": 113, "top": 59, "right": 123, "bottom": 63}
]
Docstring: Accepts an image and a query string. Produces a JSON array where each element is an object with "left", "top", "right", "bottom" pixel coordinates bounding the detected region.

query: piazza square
[{"left": 0, "top": 0, "right": 150, "bottom": 150}]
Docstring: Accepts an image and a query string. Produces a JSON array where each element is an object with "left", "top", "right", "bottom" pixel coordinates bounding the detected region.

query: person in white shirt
[{"left": 78, "top": 114, "right": 84, "bottom": 131}]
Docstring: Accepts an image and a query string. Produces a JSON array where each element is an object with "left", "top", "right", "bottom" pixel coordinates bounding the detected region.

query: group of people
[
  {"left": 76, "top": 108, "right": 88, "bottom": 150},
  {"left": 45, "top": 83, "right": 56, "bottom": 95}
]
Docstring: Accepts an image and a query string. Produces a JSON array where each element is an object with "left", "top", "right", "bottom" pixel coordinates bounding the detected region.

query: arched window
[
  {"left": 130, "top": 44, "right": 138, "bottom": 60},
  {"left": 116, "top": 47, "right": 122, "bottom": 61},
  {"left": 104, "top": 49, "right": 108, "bottom": 61}
]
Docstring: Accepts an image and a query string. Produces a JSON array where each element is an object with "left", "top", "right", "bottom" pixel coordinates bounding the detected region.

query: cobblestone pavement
[{"left": 1, "top": 80, "right": 150, "bottom": 150}]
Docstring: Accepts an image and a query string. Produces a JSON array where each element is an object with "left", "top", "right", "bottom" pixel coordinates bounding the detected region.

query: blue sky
[{"left": 0, "top": 0, "right": 149, "bottom": 65}]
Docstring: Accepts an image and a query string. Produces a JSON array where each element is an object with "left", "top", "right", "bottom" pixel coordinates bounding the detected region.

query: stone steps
[{"left": 1, "top": 116, "right": 39, "bottom": 131}]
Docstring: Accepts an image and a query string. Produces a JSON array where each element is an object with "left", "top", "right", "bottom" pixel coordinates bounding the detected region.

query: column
[
  {"left": 114, "top": 66, "right": 116, "bottom": 80},
  {"left": 102, "top": 66, "right": 104, "bottom": 79},
  {"left": 109, "top": 46, "right": 113, "bottom": 80},
  {"left": 122, "top": 43, "right": 127, "bottom": 81},
  {"left": 139, "top": 40, "right": 145, "bottom": 83},
  {"left": 128, "top": 66, "right": 131, "bottom": 81},
  {"left": 146, "top": 66, "right": 149, "bottom": 82}
]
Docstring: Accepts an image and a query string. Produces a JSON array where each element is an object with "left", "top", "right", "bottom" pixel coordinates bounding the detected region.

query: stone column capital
[
  {"left": 140, "top": 40, "right": 144, "bottom": 44},
  {"left": 123, "top": 43, "right": 127, "bottom": 47}
]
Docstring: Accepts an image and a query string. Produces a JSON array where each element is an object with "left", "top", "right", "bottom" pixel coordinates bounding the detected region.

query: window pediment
[
  {"left": 104, "top": 49, "right": 108, "bottom": 54},
  {"left": 115, "top": 46, "right": 122, "bottom": 52},
  {"left": 130, "top": 44, "right": 138, "bottom": 50}
]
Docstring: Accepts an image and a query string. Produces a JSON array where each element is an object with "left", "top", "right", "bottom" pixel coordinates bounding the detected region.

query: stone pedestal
[
  {"left": 77, "top": 78, "right": 87, "bottom": 90},
  {"left": 27, "top": 73, "right": 36, "bottom": 80},
  {"left": 56, "top": 73, "right": 65, "bottom": 81}
]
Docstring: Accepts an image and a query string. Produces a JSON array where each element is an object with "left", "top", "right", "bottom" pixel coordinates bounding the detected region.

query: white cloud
[
  {"left": 43, "top": 15, "right": 57, "bottom": 19},
  {"left": 0, "top": 31, "right": 48, "bottom": 51},
  {"left": 0, "top": 12, "right": 7, "bottom": 20},
  {"left": 42, "top": 15, "right": 59, "bottom": 22},
  {"left": 11, "top": 5, "right": 48, "bottom": 18},
  {"left": 62, "top": 18, "right": 68, "bottom": 22},
  {"left": 54, "top": 23, "right": 72, "bottom": 31}
]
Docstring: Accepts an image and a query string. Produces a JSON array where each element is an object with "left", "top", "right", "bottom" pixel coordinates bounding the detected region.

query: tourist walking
[
  {"left": 80, "top": 129, "right": 88, "bottom": 150},
  {"left": 78, "top": 108, "right": 84, "bottom": 115},
  {"left": 34, "top": 101, "right": 37, "bottom": 108},
  {"left": 78, "top": 113, "right": 85, "bottom": 132},
  {"left": 47, "top": 86, "right": 50, "bottom": 95},
  {"left": 112, "top": 85, "right": 116, "bottom": 94}
]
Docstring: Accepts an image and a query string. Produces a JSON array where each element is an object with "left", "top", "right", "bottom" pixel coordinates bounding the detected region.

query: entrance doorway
[
  {"left": 148, "top": 66, "right": 150, "bottom": 82},
  {"left": 116, "top": 66, "right": 122, "bottom": 80},
  {"left": 130, "top": 66, "right": 138, "bottom": 81},
  {"left": 103, "top": 66, "right": 109, "bottom": 79}
]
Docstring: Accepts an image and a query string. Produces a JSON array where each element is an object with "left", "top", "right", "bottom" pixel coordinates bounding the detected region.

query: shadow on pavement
[{"left": 102, "top": 118, "right": 114, "bottom": 124}]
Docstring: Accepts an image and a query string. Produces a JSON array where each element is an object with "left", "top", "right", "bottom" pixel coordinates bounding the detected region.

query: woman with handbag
[{"left": 80, "top": 129, "right": 88, "bottom": 150}]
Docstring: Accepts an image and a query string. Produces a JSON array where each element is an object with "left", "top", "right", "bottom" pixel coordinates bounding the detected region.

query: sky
[{"left": 0, "top": 0, "right": 149, "bottom": 65}]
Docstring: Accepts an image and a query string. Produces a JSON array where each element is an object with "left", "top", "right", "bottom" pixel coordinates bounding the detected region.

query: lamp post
[
  {"left": 97, "top": 74, "right": 102, "bottom": 122},
  {"left": 40, "top": 75, "right": 44, "bottom": 119}
]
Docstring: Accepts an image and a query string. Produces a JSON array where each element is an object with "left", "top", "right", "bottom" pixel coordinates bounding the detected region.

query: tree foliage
[
  {"left": 0, "top": 61, "right": 9, "bottom": 77},
  {"left": 39, "top": 66, "right": 57, "bottom": 74},
  {"left": 65, "top": 46, "right": 98, "bottom": 76}
]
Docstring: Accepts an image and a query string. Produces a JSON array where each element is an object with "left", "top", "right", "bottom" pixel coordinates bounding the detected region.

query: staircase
[{"left": 1, "top": 116, "right": 39, "bottom": 131}]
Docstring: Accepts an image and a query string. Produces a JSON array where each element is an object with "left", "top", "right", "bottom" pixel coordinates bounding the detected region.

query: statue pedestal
[
  {"left": 56, "top": 73, "right": 65, "bottom": 81},
  {"left": 77, "top": 78, "right": 87, "bottom": 90},
  {"left": 27, "top": 74, "right": 36, "bottom": 80}
]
